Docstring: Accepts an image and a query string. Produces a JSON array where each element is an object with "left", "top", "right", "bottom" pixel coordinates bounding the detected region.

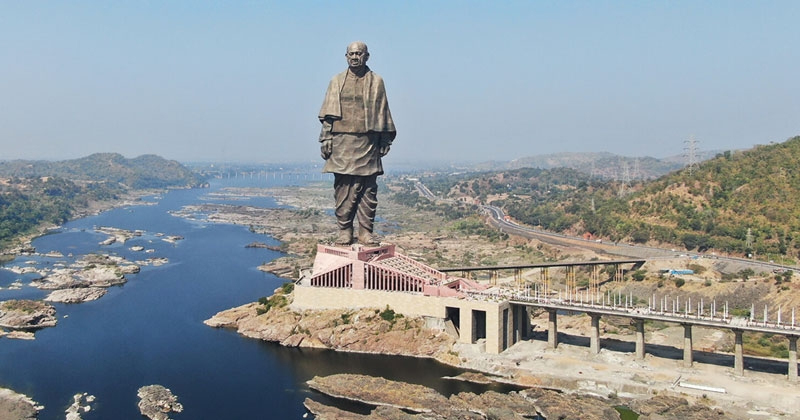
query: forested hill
[
  {"left": 0, "top": 153, "right": 202, "bottom": 249},
  {"left": 0, "top": 153, "right": 202, "bottom": 189},
  {"left": 419, "top": 135, "right": 800, "bottom": 262}
]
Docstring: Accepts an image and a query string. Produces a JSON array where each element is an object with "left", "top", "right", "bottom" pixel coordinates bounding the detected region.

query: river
[{"left": 0, "top": 176, "right": 492, "bottom": 419}]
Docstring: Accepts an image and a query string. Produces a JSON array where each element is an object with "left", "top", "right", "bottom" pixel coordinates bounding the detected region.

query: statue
[{"left": 318, "top": 41, "right": 396, "bottom": 245}]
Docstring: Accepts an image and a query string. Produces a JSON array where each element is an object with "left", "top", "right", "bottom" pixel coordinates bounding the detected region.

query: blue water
[{"left": 0, "top": 177, "right": 494, "bottom": 419}]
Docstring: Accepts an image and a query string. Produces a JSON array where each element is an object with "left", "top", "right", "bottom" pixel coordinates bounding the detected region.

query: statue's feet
[
  {"left": 357, "top": 228, "right": 380, "bottom": 246},
  {"left": 335, "top": 228, "right": 353, "bottom": 245}
]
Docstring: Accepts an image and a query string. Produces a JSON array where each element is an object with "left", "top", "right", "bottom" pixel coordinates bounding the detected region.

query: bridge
[
  {"left": 299, "top": 243, "right": 799, "bottom": 382},
  {"left": 468, "top": 286, "right": 799, "bottom": 381},
  {"left": 439, "top": 259, "right": 645, "bottom": 299}
]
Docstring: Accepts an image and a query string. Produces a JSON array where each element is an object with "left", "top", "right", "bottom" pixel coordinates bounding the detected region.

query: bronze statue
[{"left": 318, "top": 41, "right": 396, "bottom": 245}]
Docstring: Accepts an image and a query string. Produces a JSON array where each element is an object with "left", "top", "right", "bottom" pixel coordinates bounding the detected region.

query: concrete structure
[
  {"left": 293, "top": 244, "right": 529, "bottom": 354},
  {"left": 294, "top": 244, "right": 800, "bottom": 381}
]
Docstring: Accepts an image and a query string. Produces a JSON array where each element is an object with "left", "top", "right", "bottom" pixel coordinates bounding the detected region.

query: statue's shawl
[{"left": 318, "top": 67, "right": 396, "bottom": 133}]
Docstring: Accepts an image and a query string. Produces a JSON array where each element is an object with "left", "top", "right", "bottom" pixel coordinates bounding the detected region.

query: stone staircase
[{"left": 374, "top": 256, "right": 442, "bottom": 284}]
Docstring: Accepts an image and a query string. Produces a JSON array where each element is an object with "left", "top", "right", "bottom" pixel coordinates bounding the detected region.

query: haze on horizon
[{"left": 1, "top": 1, "right": 798, "bottom": 164}]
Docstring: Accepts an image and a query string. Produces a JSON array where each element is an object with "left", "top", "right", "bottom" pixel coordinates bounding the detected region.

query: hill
[
  {"left": 415, "top": 136, "right": 800, "bottom": 263},
  {"left": 0, "top": 153, "right": 202, "bottom": 189},
  {"left": 0, "top": 154, "right": 202, "bottom": 250},
  {"left": 469, "top": 151, "right": 698, "bottom": 180}
]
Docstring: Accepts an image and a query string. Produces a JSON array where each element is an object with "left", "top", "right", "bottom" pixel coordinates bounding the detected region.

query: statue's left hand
[
  {"left": 321, "top": 139, "right": 332, "bottom": 159},
  {"left": 379, "top": 143, "right": 391, "bottom": 157}
]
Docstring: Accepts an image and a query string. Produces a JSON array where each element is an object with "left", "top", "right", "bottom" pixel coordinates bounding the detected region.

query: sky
[{"left": 1, "top": 1, "right": 798, "bottom": 164}]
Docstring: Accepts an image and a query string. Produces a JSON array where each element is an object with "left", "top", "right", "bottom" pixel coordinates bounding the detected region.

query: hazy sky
[{"left": 1, "top": 1, "right": 798, "bottom": 164}]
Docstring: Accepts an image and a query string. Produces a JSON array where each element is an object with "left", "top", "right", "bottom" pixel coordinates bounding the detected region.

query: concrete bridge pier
[
  {"left": 789, "top": 336, "right": 798, "bottom": 382},
  {"left": 682, "top": 323, "right": 693, "bottom": 367},
  {"left": 515, "top": 305, "right": 531, "bottom": 341},
  {"left": 590, "top": 314, "right": 601, "bottom": 354},
  {"left": 634, "top": 319, "right": 645, "bottom": 360},
  {"left": 547, "top": 309, "right": 558, "bottom": 349},
  {"left": 734, "top": 329, "right": 744, "bottom": 376}
]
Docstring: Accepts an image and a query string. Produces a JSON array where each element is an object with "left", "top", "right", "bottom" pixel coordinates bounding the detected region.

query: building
[{"left": 292, "top": 243, "right": 530, "bottom": 354}]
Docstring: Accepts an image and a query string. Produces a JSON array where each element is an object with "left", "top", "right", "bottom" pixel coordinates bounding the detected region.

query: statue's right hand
[{"left": 320, "top": 139, "right": 332, "bottom": 159}]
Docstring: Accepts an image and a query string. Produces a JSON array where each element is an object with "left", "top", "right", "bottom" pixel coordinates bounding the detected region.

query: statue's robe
[{"left": 318, "top": 67, "right": 396, "bottom": 176}]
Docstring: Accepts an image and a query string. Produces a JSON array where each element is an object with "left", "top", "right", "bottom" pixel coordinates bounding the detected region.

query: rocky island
[
  {"left": 0, "top": 300, "right": 57, "bottom": 335},
  {"left": 137, "top": 385, "right": 183, "bottom": 420},
  {"left": 0, "top": 388, "right": 41, "bottom": 420}
]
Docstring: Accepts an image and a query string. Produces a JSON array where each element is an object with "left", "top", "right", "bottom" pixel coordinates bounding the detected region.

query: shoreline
[
  {"left": 0, "top": 189, "right": 161, "bottom": 258},
  {"left": 206, "top": 291, "right": 796, "bottom": 419},
  {"left": 0, "top": 188, "right": 174, "bottom": 418}
]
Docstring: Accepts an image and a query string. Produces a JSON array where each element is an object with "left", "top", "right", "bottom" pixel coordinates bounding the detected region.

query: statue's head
[{"left": 346, "top": 41, "right": 369, "bottom": 70}]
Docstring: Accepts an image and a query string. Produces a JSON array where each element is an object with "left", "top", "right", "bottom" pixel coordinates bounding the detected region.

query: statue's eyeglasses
[{"left": 347, "top": 51, "right": 366, "bottom": 57}]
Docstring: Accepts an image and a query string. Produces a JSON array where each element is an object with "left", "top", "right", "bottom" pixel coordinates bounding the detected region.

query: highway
[{"left": 412, "top": 180, "right": 798, "bottom": 272}]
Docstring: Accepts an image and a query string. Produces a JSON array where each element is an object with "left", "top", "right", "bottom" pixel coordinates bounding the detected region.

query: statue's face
[{"left": 346, "top": 44, "right": 369, "bottom": 69}]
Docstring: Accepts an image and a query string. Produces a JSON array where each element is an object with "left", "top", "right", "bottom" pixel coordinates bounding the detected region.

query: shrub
[
  {"left": 379, "top": 305, "right": 402, "bottom": 323},
  {"left": 674, "top": 278, "right": 685, "bottom": 288},
  {"left": 280, "top": 282, "right": 295, "bottom": 294},
  {"left": 256, "top": 293, "right": 288, "bottom": 315}
]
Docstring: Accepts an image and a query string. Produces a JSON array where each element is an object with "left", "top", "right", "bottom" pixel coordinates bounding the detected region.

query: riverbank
[
  {"left": 0, "top": 189, "right": 159, "bottom": 259},
  {"left": 0, "top": 189, "right": 175, "bottom": 419},
  {"left": 208, "top": 283, "right": 798, "bottom": 419}
]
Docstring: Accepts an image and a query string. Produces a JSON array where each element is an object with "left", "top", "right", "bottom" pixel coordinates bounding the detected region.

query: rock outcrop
[
  {"left": 0, "top": 388, "right": 40, "bottom": 420},
  {"left": 0, "top": 300, "right": 57, "bottom": 330},
  {"left": 307, "top": 374, "right": 450, "bottom": 413},
  {"left": 304, "top": 374, "right": 623, "bottom": 420},
  {"left": 205, "top": 290, "right": 456, "bottom": 361},
  {"left": 628, "top": 394, "right": 729, "bottom": 420},
  {"left": 27, "top": 253, "right": 140, "bottom": 303},
  {"left": 137, "top": 385, "right": 183, "bottom": 420},
  {"left": 65, "top": 393, "right": 95, "bottom": 420},
  {"left": 518, "top": 388, "right": 621, "bottom": 420},
  {"left": 45, "top": 287, "right": 107, "bottom": 303}
]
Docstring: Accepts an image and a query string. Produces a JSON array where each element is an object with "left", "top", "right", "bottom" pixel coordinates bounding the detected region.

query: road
[{"left": 411, "top": 180, "right": 797, "bottom": 272}]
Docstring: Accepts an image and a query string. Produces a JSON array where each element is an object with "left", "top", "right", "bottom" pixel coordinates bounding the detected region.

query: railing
[
  {"left": 364, "top": 264, "right": 425, "bottom": 293},
  {"left": 463, "top": 288, "right": 800, "bottom": 334}
]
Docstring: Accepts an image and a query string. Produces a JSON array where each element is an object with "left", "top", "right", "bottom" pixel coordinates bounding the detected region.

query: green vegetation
[
  {"left": 256, "top": 282, "right": 294, "bottom": 315},
  {"left": 686, "top": 263, "right": 707, "bottom": 275},
  {"left": 379, "top": 305, "right": 402, "bottom": 324},
  {"left": 452, "top": 216, "right": 508, "bottom": 242},
  {"left": 280, "top": 282, "right": 294, "bottom": 294},
  {"left": 0, "top": 154, "right": 203, "bottom": 249},
  {"left": 394, "top": 135, "right": 800, "bottom": 262},
  {"left": 0, "top": 176, "right": 126, "bottom": 247},
  {"left": 0, "top": 299, "right": 47, "bottom": 314},
  {"left": 743, "top": 332, "right": 790, "bottom": 359}
]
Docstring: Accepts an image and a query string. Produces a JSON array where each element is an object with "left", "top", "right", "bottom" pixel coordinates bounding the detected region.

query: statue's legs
[
  {"left": 333, "top": 174, "right": 378, "bottom": 245},
  {"left": 333, "top": 174, "right": 356, "bottom": 244},
  {"left": 355, "top": 175, "right": 378, "bottom": 245}
]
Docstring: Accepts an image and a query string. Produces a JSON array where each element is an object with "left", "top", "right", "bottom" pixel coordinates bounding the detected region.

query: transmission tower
[
  {"left": 684, "top": 135, "right": 699, "bottom": 174},
  {"left": 746, "top": 228, "right": 753, "bottom": 254},
  {"left": 618, "top": 160, "right": 631, "bottom": 197}
]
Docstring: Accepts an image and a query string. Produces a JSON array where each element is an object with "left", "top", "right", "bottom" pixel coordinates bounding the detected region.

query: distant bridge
[{"left": 439, "top": 259, "right": 646, "bottom": 294}]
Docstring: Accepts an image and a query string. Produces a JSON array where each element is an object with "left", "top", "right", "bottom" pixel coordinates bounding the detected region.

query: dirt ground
[{"left": 455, "top": 320, "right": 799, "bottom": 419}]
